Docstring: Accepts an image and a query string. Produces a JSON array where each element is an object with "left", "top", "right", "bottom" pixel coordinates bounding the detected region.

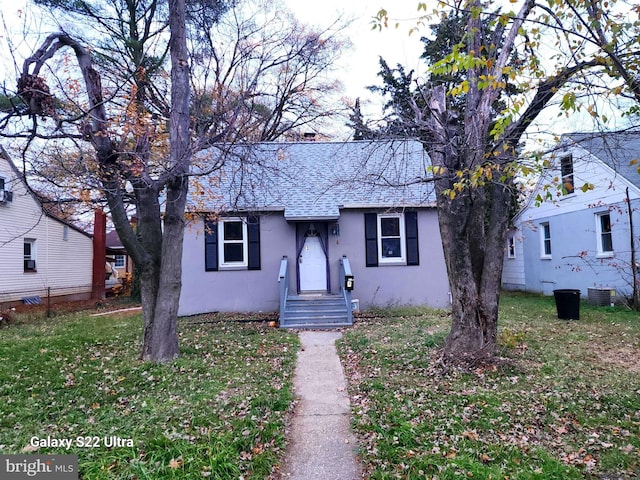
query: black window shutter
[
  {"left": 204, "top": 219, "right": 218, "bottom": 271},
  {"left": 247, "top": 216, "right": 261, "bottom": 270},
  {"left": 364, "top": 213, "right": 378, "bottom": 267},
  {"left": 405, "top": 211, "right": 419, "bottom": 266}
]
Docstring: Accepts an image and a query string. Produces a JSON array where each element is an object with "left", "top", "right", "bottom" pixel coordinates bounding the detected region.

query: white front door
[{"left": 299, "top": 235, "right": 327, "bottom": 292}]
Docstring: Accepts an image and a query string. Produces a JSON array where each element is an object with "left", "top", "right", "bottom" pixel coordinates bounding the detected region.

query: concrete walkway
[{"left": 279, "top": 331, "right": 362, "bottom": 480}]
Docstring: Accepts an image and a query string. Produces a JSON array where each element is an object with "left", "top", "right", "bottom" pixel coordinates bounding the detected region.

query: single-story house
[
  {"left": 502, "top": 130, "right": 640, "bottom": 304},
  {"left": 0, "top": 146, "right": 96, "bottom": 307},
  {"left": 178, "top": 140, "right": 450, "bottom": 326}
]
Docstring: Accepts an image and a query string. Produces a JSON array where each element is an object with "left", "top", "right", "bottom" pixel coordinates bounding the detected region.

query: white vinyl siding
[{"left": 0, "top": 156, "right": 93, "bottom": 302}]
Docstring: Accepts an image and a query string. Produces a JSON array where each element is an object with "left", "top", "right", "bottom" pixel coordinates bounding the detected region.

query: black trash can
[{"left": 553, "top": 289, "right": 581, "bottom": 320}]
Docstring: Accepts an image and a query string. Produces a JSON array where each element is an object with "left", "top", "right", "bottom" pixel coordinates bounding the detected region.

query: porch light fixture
[{"left": 330, "top": 222, "right": 340, "bottom": 236}]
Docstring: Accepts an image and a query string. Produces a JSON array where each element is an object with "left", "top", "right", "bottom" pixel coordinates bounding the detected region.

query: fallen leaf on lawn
[
  {"left": 21, "top": 444, "right": 38, "bottom": 453},
  {"left": 463, "top": 430, "right": 479, "bottom": 441},
  {"left": 169, "top": 457, "right": 182, "bottom": 469},
  {"left": 621, "top": 444, "right": 635, "bottom": 454}
]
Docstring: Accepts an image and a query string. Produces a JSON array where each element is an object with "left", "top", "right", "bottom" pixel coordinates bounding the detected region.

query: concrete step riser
[
  {"left": 286, "top": 302, "right": 345, "bottom": 308},
  {"left": 284, "top": 316, "right": 348, "bottom": 323}
]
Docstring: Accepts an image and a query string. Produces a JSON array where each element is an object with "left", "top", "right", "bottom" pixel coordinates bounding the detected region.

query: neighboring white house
[
  {"left": 0, "top": 146, "right": 95, "bottom": 306},
  {"left": 502, "top": 131, "right": 640, "bottom": 303}
]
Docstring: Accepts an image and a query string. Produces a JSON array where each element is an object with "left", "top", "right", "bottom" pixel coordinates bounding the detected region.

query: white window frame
[
  {"left": 595, "top": 212, "right": 614, "bottom": 257},
  {"left": 507, "top": 235, "right": 516, "bottom": 259},
  {"left": 377, "top": 213, "right": 406, "bottom": 264},
  {"left": 24, "top": 238, "right": 37, "bottom": 272},
  {"left": 218, "top": 217, "right": 248, "bottom": 268},
  {"left": 114, "top": 255, "right": 126, "bottom": 268},
  {"left": 540, "top": 222, "right": 552, "bottom": 259},
  {"left": 0, "top": 175, "right": 6, "bottom": 203}
]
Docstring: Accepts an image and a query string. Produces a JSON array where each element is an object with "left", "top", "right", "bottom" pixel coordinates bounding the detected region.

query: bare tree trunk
[
  {"left": 18, "top": 20, "right": 190, "bottom": 362},
  {"left": 427, "top": 85, "right": 514, "bottom": 365},
  {"left": 436, "top": 178, "right": 512, "bottom": 363},
  {"left": 140, "top": 0, "right": 190, "bottom": 362}
]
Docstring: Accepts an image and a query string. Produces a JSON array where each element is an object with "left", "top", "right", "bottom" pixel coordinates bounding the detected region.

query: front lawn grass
[
  {"left": 340, "top": 292, "right": 640, "bottom": 479},
  {"left": 0, "top": 310, "right": 299, "bottom": 479}
]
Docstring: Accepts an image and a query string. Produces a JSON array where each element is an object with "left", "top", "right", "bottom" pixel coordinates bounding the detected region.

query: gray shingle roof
[
  {"left": 190, "top": 140, "right": 435, "bottom": 219},
  {"left": 566, "top": 131, "right": 640, "bottom": 189}
]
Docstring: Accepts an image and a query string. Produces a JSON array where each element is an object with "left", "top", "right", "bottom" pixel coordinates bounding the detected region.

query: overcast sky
[
  {"left": 0, "top": 0, "right": 425, "bottom": 132},
  {"left": 2, "top": 0, "right": 630, "bottom": 141},
  {"left": 284, "top": 1, "right": 426, "bottom": 116}
]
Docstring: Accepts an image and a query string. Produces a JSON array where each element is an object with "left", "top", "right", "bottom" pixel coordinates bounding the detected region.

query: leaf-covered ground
[
  {"left": 0, "top": 310, "right": 299, "bottom": 479},
  {"left": 339, "top": 293, "right": 640, "bottom": 479}
]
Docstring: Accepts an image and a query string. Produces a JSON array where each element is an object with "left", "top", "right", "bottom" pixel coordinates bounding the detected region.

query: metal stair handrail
[{"left": 278, "top": 256, "right": 289, "bottom": 321}]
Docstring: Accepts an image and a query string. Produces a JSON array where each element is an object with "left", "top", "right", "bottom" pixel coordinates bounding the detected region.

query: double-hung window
[
  {"left": 540, "top": 222, "right": 552, "bottom": 258},
  {"left": 378, "top": 214, "right": 405, "bottom": 264},
  {"left": 24, "top": 238, "right": 37, "bottom": 271},
  {"left": 596, "top": 212, "right": 613, "bottom": 255},
  {"left": 560, "top": 155, "right": 575, "bottom": 195},
  {"left": 364, "top": 211, "right": 419, "bottom": 267},
  {"left": 219, "top": 218, "right": 248, "bottom": 268},
  {"left": 204, "top": 215, "right": 261, "bottom": 271},
  {"left": 507, "top": 235, "right": 516, "bottom": 259}
]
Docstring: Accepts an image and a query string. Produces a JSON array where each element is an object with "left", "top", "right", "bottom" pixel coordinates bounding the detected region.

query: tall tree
[
  {"left": 1, "top": 0, "right": 347, "bottom": 362},
  {"left": 188, "top": 0, "right": 349, "bottom": 143},
  {"left": 371, "top": 0, "right": 640, "bottom": 365}
]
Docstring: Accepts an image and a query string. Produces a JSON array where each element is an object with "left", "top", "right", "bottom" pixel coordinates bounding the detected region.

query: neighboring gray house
[
  {"left": 502, "top": 131, "right": 640, "bottom": 303},
  {"left": 178, "top": 140, "right": 451, "bottom": 326}
]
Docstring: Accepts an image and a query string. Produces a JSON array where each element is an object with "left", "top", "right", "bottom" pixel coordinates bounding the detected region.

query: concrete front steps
[{"left": 280, "top": 294, "right": 352, "bottom": 329}]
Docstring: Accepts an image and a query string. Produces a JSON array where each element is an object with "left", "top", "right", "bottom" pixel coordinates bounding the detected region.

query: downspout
[
  {"left": 626, "top": 188, "right": 639, "bottom": 309},
  {"left": 45, "top": 209, "right": 49, "bottom": 291},
  {"left": 92, "top": 209, "right": 106, "bottom": 300}
]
